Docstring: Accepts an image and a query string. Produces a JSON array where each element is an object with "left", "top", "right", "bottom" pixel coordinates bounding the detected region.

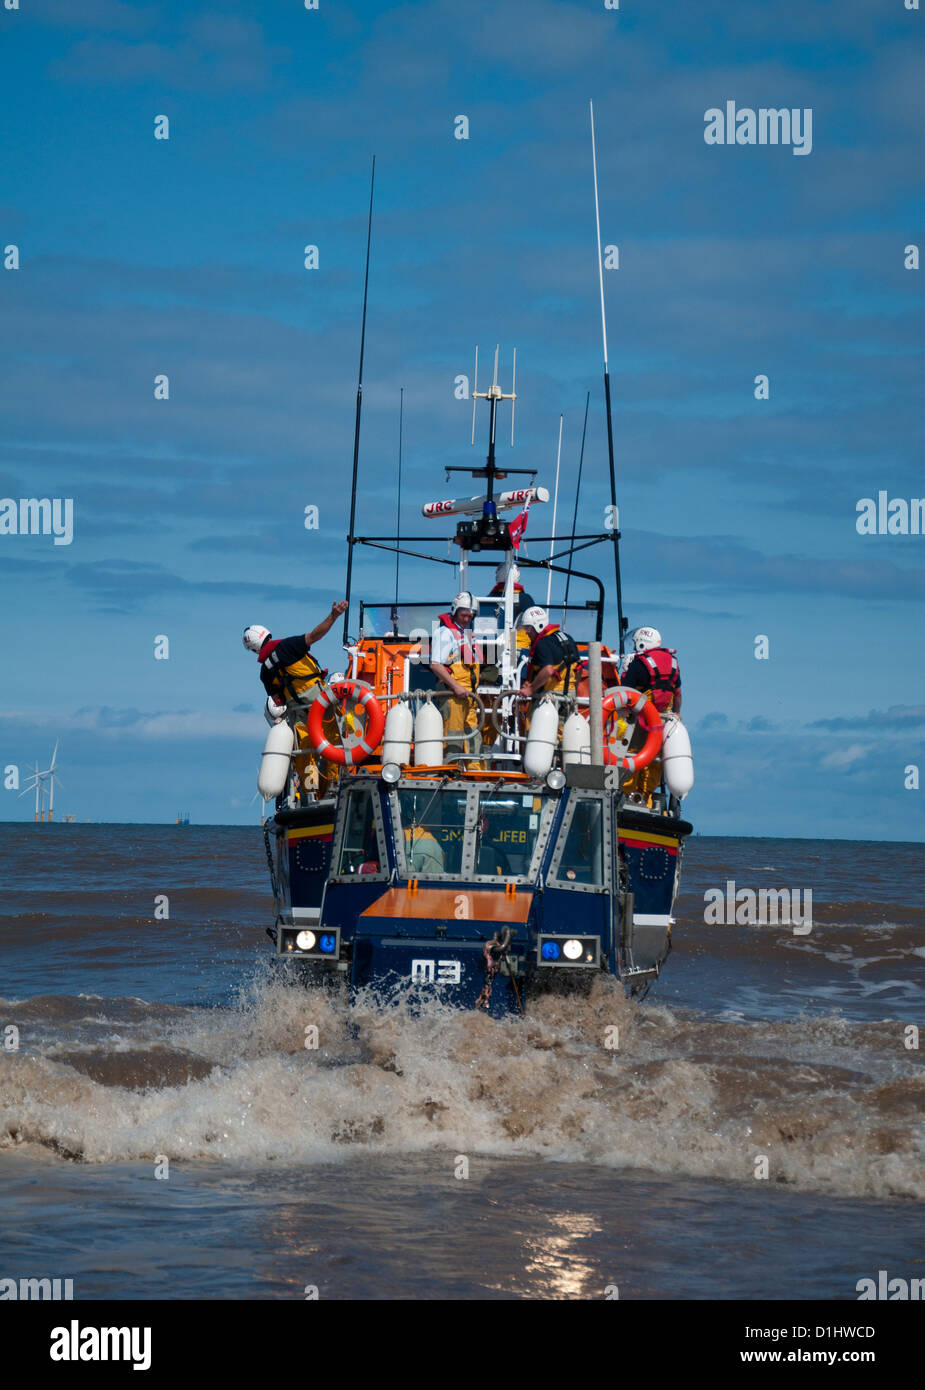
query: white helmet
[
  {"left": 264, "top": 695, "right": 287, "bottom": 726},
  {"left": 451, "top": 591, "right": 475, "bottom": 614},
  {"left": 243, "top": 624, "right": 270, "bottom": 653},
  {"left": 521, "top": 605, "right": 548, "bottom": 631},
  {"left": 495, "top": 562, "right": 520, "bottom": 585},
  {"left": 634, "top": 626, "right": 661, "bottom": 653}
]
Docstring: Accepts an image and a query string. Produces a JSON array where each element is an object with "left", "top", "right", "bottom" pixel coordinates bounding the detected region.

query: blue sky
[{"left": 1, "top": 0, "right": 923, "bottom": 838}]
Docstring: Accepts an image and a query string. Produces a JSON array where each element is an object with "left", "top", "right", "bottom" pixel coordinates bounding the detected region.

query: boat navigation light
[
  {"left": 296, "top": 930, "right": 317, "bottom": 951},
  {"left": 319, "top": 934, "right": 337, "bottom": 954},
  {"left": 541, "top": 941, "right": 561, "bottom": 962},
  {"left": 382, "top": 762, "right": 402, "bottom": 784},
  {"left": 562, "top": 939, "right": 583, "bottom": 961},
  {"left": 545, "top": 768, "right": 566, "bottom": 790}
]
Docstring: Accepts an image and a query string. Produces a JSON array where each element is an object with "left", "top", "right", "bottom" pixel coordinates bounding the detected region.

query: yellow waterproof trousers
[{"left": 443, "top": 661, "right": 482, "bottom": 767}]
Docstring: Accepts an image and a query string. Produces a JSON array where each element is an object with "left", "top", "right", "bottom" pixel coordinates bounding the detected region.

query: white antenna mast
[
  {"left": 546, "top": 414, "right": 563, "bottom": 607},
  {"left": 490, "top": 344, "right": 499, "bottom": 447},
  {"left": 510, "top": 348, "right": 516, "bottom": 446},
  {"left": 590, "top": 99, "right": 609, "bottom": 371},
  {"left": 470, "top": 345, "right": 517, "bottom": 441}
]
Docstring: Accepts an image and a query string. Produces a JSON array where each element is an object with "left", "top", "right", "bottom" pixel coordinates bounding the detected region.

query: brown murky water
[{"left": 1, "top": 825, "right": 923, "bottom": 1298}]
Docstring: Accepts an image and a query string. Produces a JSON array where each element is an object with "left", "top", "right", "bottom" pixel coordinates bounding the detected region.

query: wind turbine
[
  {"left": 42, "top": 742, "right": 63, "bottom": 822},
  {"left": 19, "top": 744, "right": 64, "bottom": 822},
  {"left": 18, "top": 762, "right": 44, "bottom": 822},
  {"left": 250, "top": 790, "right": 268, "bottom": 826}
]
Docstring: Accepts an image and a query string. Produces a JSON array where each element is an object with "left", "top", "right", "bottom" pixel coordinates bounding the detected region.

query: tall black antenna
[
  {"left": 590, "top": 102, "right": 627, "bottom": 651},
  {"left": 562, "top": 389, "right": 590, "bottom": 620},
  {"left": 391, "top": 386, "right": 403, "bottom": 635},
  {"left": 342, "top": 156, "right": 376, "bottom": 646}
]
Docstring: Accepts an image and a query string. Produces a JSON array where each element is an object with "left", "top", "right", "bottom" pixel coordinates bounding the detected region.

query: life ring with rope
[
  {"left": 307, "top": 680, "right": 385, "bottom": 766},
  {"left": 601, "top": 687, "right": 663, "bottom": 771}
]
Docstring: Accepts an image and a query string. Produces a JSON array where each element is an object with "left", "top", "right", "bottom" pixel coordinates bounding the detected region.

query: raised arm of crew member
[
  {"left": 242, "top": 599, "right": 349, "bottom": 703},
  {"left": 305, "top": 599, "right": 348, "bottom": 647}
]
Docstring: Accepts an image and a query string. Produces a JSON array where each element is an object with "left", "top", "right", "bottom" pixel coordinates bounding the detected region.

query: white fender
[
  {"left": 662, "top": 714, "right": 694, "bottom": 798},
  {"left": 562, "top": 711, "right": 591, "bottom": 766},
  {"left": 413, "top": 701, "right": 444, "bottom": 766},
  {"left": 258, "top": 721, "right": 294, "bottom": 799},
  {"left": 383, "top": 701, "right": 413, "bottom": 766},
  {"left": 524, "top": 698, "right": 558, "bottom": 778}
]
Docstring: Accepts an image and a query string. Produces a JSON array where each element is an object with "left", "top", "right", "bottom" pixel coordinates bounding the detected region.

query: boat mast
[
  {"left": 545, "top": 413, "right": 563, "bottom": 608},
  {"left": 391, "top": 385, "right": 403, "bottom": 635},
  {"left": 342, "top": 156, "right": 376, "bottom": 646},
  {"left": 562, "top": 389, "right": 591, "bottom": 620},
  {"left": 590, "top": 101, "right": 628, "bottom": 652}
]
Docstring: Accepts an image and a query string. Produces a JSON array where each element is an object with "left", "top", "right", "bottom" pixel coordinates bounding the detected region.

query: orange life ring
[
  {"left": 307, "top": 680, "right": 385, "bottom": 766},
  {"left": 601, "top": 686, "right": 663, "bottom": 771}
]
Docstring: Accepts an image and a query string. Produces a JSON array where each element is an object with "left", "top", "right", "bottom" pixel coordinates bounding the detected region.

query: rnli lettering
[{"left": 410, "top": 960, "right": 462, "bottom": 984}]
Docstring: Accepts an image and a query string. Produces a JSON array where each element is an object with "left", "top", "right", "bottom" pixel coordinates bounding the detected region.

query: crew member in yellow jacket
[
  {"left": 429, "top": 592, "right": 482, "bottom": 767},
  {"left": 403, "top": 826, "right": 445, "bottom": 876}
]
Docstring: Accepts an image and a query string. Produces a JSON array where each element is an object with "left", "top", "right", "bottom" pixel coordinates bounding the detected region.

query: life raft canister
[
  {"left": 601, "top": 687, "right": 663, "bottom": 771},
  {"left": 307, "top": 680, "right": 385, "bottom": 766},
  {"left": 636, "top": 647, "right": 680, "bottom": 713}
]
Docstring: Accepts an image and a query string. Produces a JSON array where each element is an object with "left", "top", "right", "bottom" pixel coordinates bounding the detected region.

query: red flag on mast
[{"left": 508, "top": 495, "right": 532, "bottom": 551}]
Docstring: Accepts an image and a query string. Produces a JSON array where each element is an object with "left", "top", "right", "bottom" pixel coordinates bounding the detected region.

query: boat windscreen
[
  {"left": 360, "top": 604, "right": 442, "bottom": 638},
  {"left": 336, "top": 786, "right": 382, "bottom": 876},
  {"left": 474, "top": 792, "right": 548, "bottom": 878},
  {"left": 396, "top": 787, "right": 469, "bottom": 876},
  {"left": 551, "top": 798, "right": 606, "bottom": 887},
  {"left": 543, "top": 607, "right": 601, "bottom": 644}
]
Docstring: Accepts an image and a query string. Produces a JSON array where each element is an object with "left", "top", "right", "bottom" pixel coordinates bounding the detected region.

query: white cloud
[{"left": 820, "top": 743, "right": 868, "bottom": 770}]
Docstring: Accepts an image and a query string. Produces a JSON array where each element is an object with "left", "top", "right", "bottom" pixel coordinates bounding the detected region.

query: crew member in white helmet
[
  {"left": 621, "top": 626, "right": 682, "bottom": 715},
  {"left": 619, "top": 626, "right": 682, "bottom": 803},
  {"left": 242, "top": 600, "right": 348, "bottom": 708},
  {"left": 518, "top": 606, "right": 581, "bottom": 700},
  {"left": 489, "top": 560, "right": 536, "bottom": 647},
  {"left": 429, "top": 592, "right": 483, "bottom": 764}
]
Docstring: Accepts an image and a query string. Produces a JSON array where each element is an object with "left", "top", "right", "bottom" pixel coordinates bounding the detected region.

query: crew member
[
  {"left": 429, "top": 592, "right": 482, "bottom": 764},
  {"left": 242, "top": 600, "right": 349, "bottom": 706},
  {"left": 618, "top": 626, "right": 682, "bottom": 803},
  {"left": 518, "top": 606, "right": 581, "bottom": 701},
  {"left": 403, "top": 825, "right": 445, "bottom": 876},
  {"left": 620, "top": 626, "right": 682, "bottom": 714},
  {"left": 479, "top": 561, "right": 537, "bottom": 694},
  {"left": 490, "top": 562, "right": 536, "bottom": 641}
]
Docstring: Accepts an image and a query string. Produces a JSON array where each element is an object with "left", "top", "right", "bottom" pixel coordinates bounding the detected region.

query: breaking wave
[{"left": 1, "top": 977, "right": 922, "bottom": 1200}]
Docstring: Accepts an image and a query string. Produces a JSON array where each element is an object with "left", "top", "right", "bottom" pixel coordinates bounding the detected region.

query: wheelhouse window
[
  {"left": 474, "top": 792, "right": 549, "bottom": 879},
  {"left": 549, "top": 796, "right": 607, "bottom": 890},
  {"left": 336, "top": 786, "right": 385, "bottom": 877},
  {"left": 395, "top": 787, "right": 469, "bottom": 877}
]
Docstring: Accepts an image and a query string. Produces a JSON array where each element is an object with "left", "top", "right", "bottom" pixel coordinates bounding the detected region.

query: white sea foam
[{"left": 1, "top": 979, "right": 922, "bottom": 1201}]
